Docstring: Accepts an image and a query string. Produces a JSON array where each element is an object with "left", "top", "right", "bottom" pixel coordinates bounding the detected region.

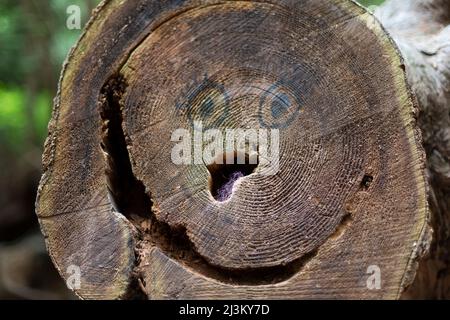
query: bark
[
  {"left": 36, "top": 0, "right": 448, "bottom": 299},
  {"left": 375, "top": 0, "right": 450, "bottom": 299}
]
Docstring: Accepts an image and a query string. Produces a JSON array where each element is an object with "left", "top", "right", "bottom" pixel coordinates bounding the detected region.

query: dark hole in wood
[
  {"left": 207, "top": 152, "right": 258, "bottom": 202},
  {"left": 361, "top": 174, "right": 374, "bottom": 190}
]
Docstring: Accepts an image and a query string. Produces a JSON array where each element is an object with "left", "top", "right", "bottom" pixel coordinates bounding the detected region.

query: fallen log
[{"left": 36, "top": 0, "right": 449, "bottom": 299}]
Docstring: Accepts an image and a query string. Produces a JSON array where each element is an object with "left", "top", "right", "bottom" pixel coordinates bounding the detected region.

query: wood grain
[{"left": 36, "top": 0, "right": 429, "bottom": 299}]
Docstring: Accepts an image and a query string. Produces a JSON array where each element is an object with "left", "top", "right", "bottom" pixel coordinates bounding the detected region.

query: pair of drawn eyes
[{"left": 177, "top": 81, "right": 302, "bottom": 129}]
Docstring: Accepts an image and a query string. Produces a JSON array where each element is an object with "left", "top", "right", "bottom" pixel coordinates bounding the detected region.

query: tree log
[
  {"left": 36, "top": 0, "right": 448, "bottom": 299},
  {"left": 375, "top": 0, "right": 450, "bottom": 299}
]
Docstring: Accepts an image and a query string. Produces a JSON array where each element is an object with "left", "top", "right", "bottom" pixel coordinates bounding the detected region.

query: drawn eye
[
  {"left": 178, "top": 77, "right": 230, "bottom": 131},
  {"left": 258, "top": 83, "right": 302, "bottom": 129},
  {"left": 271, "top": 93, "right": 291, "bottom": 119}
]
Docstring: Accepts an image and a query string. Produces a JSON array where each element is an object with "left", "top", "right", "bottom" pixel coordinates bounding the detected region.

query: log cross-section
[{"left": 36, "top": 0, "right": 432, "bottom": 299}]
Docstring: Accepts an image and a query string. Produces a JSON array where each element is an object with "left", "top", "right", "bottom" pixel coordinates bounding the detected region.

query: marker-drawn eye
[
  {"left": 176, "top": 76, "right": 230, "bottom": 131},
  {"left": 258, "top": 83, "right": 302, "bottom": 129},
  {"left": 271, "top": 92, "right": 291, "bottom": 119}
]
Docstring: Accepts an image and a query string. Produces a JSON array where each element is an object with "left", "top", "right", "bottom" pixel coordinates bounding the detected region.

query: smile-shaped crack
[{"left": 98, "top": 75, "right": 355, "bottom": 287}]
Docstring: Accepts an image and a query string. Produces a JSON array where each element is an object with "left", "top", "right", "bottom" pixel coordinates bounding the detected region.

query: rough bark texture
[
  {"left": 35, "top": 0, "right": 450, "bottom": 299},
  {"left": 375, "top": 0, "right": 450, "bottom": 299}
]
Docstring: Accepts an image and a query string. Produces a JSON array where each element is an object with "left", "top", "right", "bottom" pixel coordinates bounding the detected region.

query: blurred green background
[{"left": 0, "top": 0, "right": 385, "bottom": 299}]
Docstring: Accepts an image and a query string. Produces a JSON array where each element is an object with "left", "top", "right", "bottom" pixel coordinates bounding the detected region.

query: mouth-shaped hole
[{"left": 207, "top": 152, "right": 258, "bottom": 202}]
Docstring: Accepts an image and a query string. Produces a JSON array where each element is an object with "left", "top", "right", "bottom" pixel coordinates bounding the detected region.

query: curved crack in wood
[
  {"left": 36, "top": 0, "right": 431, "bottom": 299},
  {"left": 99, "top": 74, "right": 330, "bottom": 287}
]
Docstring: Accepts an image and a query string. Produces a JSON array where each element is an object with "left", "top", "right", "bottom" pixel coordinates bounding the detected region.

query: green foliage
[
  {"left": 0, "top": 0, "right": 99, "bottom": 154},
  {"left": 357, "top": 0, "right": 386, "bottom": 8},
  {"left": 0, "top": 87, "right": 52, "bottom": 151},
  {"left": 0, "top": 3, "right": 26, "bottom": 86},
  {"left": 0, "top": 88, "right": 26, "bottom": 149}
]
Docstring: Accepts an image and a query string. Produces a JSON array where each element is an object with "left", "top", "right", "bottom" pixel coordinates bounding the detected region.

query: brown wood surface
[
  {"left": 36, "top": 0, "right": 432, "bottom": 299},
  {"left": 375, "top": 0, "right": 450, "bottom": 299}
]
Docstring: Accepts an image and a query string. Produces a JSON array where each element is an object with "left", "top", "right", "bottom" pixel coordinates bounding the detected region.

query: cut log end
[{"left": 36, "top": 0, "right": 430, "bottom": 299}]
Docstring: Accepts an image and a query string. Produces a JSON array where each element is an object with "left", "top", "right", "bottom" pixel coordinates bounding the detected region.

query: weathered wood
[
  {"left": 375, "top": 0, "right": 450, "bottom": 299},
  {"left": 36, "top": 0, "right": 434, "bottom": 299}
]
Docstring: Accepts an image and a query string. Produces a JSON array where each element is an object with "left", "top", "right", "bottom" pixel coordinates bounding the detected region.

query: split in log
[{"left": 36, "top": 0, "right": 449, "bottom": 299}]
